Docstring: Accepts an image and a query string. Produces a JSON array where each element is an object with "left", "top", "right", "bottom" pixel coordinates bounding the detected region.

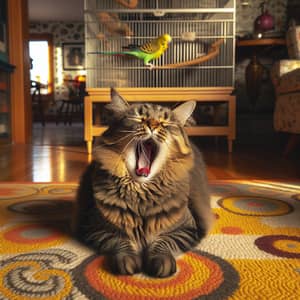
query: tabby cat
[{"left": 72, "top": 88, "right": 213, "bottom": 278}]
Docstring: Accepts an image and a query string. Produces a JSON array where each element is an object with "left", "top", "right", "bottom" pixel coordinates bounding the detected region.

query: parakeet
[{"left": 89, "top": 34, "right": 172, "bottom": 68}]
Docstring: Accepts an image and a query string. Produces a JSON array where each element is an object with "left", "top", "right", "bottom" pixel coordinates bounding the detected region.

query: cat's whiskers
[
  {"left": 111, "top": 134, "right": 138, "bottom": 175},
  {"left": 164, "top": 121, "right": 179, "bottom": 128},
  {"left": 163, "top": 138, "right": 187, "bottom": 172},
  {"left": 119, "top": 130, "right": 137, "bottom": 133},
  {"left": 104, "top": 131, "right": 135, "bottom": 146},
  {"left": 155, "top": 129, "right": 167, "bottom": 143},
  {"left": 127, "top": 116, "right": 142, "bottom": 123}
]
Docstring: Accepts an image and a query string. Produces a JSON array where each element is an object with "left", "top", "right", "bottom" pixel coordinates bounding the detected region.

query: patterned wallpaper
[{"left": 30, "top": 22, "right": 85, "bottom": 100}]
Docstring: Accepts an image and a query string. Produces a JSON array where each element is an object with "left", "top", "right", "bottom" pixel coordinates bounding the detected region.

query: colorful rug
[{"left": 0, "top": 181, "right": 299, "bottom": 300}]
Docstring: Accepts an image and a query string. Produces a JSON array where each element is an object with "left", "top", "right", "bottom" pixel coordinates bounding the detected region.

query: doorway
[{"left": 28, "top": 1, "right": 85, "bottom": 146}]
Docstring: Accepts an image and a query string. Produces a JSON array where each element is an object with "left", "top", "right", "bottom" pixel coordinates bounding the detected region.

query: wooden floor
[{"left": 0, "top": 123, "right": 299, "bottom": 182}]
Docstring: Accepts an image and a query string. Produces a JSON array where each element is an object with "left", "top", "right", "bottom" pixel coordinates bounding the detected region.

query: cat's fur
[{"left": 72, "top": 88, "right": 213, "bottom": 278}]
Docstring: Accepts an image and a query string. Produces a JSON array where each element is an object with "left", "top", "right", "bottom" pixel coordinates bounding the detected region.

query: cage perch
[{"left": 152, "top": 38, "right": 224, "bottom": 69}]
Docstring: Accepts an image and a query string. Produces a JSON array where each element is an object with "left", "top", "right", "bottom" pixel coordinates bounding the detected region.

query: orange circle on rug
[
  {"left": 218, "top": 196, "right": 292, "bottom": 216},
  {"left": 0, "top": 185, "right": 38, "bottom": 200},
  {"left": 0, "top": 223, "right": 68, "bottom": 254},
  {"left": 3, "top": 224, "right": 61, "bottom": 243},
  {"left": 73, "top": 250, "right": 239, "bottom": 299}
]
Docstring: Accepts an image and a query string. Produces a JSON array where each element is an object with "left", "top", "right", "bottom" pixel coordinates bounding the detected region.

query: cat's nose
[{"left": 146, "top": 118, "right": 159, "bottom": 132}]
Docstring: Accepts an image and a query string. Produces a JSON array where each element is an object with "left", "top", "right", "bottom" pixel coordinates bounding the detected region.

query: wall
[
  {"left": 30, "top": 22, "right": 85, "bottom": 100},
  {"left": 236, "top": 0, "right": 287, "bottom": 36}
]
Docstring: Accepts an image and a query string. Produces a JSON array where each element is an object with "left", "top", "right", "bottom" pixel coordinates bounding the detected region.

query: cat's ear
[
  {"left": 172, "top": 101, "right": 196, "bottom": 126},
  {"left": 106, "top": 88, "right": 129, "bottom": 116}
]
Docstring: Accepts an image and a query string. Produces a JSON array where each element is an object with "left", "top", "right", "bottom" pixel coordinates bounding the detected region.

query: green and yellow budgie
[{"left": 90, "top": 34, "right": 172, "bottom": 68}]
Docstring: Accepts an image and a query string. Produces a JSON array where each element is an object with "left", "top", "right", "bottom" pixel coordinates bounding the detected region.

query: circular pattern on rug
[
  {"left": 41, "top": 185, "right": 77, "bottom": 195},
  {"left": 255, "top": 235, "right": 300, "bottom": 258},
  {"left": 217, "top": 196, "right": 293, "bottom": 216},
  {"left": 0, "top": 249, "right": 75, "bottom": 300},
  {"left": 0, "top": 223, "right": 68, "bottom": 254},
  {"left": 7, "top": 200, "right": 72, "bottom": 215},
  {"left": 73, "top": 250, "right": 239, "bottom": 300},
  {"left": 0, "top": 185, "right": 38, "bottom": 200}
]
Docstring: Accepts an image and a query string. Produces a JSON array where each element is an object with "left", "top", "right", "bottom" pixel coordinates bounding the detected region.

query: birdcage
[
  {"left": 85, "top": 0, "right": 236, "bottom": 88},
  {"left": 83, "top": 0, "right": 236, "bottom": 154}
]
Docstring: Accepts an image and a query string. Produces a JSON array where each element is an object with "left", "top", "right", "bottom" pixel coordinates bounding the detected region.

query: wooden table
[
  {"left": 236, "top": 38, "right": 286, "bottom": 47},
  {"left": 84, "top": 87, "right": 236, "bottom": 154}
]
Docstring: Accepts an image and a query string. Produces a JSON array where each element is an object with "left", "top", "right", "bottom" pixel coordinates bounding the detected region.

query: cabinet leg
[
  {"left": 228, "top": 138, "right": 233, "bottom": 153},
  {"left": 283, "top": 133, "right": 300, "bottom": 157},
  {"left": 87, "top": 141, "right": 92, "bottom": 154}
]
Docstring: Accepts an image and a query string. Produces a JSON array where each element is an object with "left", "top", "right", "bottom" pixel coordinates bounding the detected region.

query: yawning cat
[{"left": 72, "top": 88, "right": 213, "bottom": 278}]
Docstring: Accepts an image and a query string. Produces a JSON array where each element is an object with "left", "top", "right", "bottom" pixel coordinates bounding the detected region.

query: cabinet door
[{"left": 0, "top": 69, "right": 10, "bottom": 142}]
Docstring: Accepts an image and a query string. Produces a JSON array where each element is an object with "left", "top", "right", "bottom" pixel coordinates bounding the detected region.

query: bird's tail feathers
[{"left": 88, "top": 51, "right": 126, "bottom": 55}]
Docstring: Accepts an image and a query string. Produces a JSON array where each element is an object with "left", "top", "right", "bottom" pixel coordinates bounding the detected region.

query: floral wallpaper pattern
[{"left": 30, "top": 22, "right": 85, "bottom": 100}]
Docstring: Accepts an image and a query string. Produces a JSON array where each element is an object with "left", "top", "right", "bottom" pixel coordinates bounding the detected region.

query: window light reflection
[
  {"left": 32, "top": 147, "right": 52, "bottom": 182},
  {"left": 58, "top": 150, "right": 65, "bottom": 182}
]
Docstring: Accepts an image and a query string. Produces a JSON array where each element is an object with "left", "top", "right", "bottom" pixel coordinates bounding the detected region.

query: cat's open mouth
[{"left": 135, "top": 139, "right": 158, "bottom": 177}]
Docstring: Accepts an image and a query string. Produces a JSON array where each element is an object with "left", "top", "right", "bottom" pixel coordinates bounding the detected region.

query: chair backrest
[
  {"left": 286, "top": 20, "right": 300, "bottom": 59},
  {"left": 31, "top": 80, "right": 41, "bottom": 96},
  {"left": 78, "top": 81, "right": 87, "bottom": 100}
]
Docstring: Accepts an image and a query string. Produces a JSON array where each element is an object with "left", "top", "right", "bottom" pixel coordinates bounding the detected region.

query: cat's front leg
[
  {"left": 143, "top": 248, "right": 176, "bottom": 278},
  {"left": 87, "top": 226, "right": 142, "bottom": 275},
  {"left": 108, "top": 249, "right": 142, "bottom": 275},
  {"left": 144, "top": 225, "right": 200, "bottom": 278},
  {"left": 104, "top": 237, "right": 142, "bottom": 275}
]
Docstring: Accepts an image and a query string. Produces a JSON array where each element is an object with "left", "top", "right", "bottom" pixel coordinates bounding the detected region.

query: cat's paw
[
  {"left": 144, "top": 253, "right": 177, "bottom": 278},
  {"left": 108, "top": 253, "right": 142, "bottom": 275}
]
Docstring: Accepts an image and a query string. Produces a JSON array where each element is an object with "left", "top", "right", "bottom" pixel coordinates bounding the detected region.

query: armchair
[{"left": 271, "top": 22, "right": 300, "bottom": 155}]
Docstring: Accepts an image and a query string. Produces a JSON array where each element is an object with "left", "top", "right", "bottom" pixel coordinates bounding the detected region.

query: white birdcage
[{"left": 84, "top": 0, "right": 236, "bottom": 88}]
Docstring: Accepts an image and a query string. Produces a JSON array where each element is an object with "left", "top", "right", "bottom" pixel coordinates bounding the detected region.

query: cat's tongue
[{"left": 136, "top": 142, "right": 152, "bottom": 177}]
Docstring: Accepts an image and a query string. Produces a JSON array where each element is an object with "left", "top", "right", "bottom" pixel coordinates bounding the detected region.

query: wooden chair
[
  {"left": 31, "top": 80, "right": 46, "bottom": 126},
  {"left": 56, "top": 81, "right": 86, "bottom": 125}
]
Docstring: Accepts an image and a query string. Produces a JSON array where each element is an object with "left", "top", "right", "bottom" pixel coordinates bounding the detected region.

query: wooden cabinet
[
  {"left": 0, "top": 61, "right": 14, "bottom": 143},
  {"left": 0, "top": 0, "right": 15, "bottom": 144}
]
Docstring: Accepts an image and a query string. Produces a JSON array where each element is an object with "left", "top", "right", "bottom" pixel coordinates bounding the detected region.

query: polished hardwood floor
[{"left": 0, "top": 123, "right": 299, "bottom": 182}]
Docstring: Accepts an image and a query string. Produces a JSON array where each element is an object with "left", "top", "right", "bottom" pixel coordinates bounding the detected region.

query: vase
[{"left": 245, "top": 55, "right": 265, "bottom": 107}]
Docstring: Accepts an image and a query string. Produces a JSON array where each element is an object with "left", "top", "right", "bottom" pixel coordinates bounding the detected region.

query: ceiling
[{"left": 28, "top": 0, "right": 84, "bottom": 22}]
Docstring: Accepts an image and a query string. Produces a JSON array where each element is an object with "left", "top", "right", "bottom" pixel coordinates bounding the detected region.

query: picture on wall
[
  {"left": 0, "top": 0, "right": 7, "bottom": 62},
  {"left": 62, "top": 43, "right": 85, "bottom": 70},
  {"left": 0, "top": 23, "right": 5, "bottom": 52}
]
